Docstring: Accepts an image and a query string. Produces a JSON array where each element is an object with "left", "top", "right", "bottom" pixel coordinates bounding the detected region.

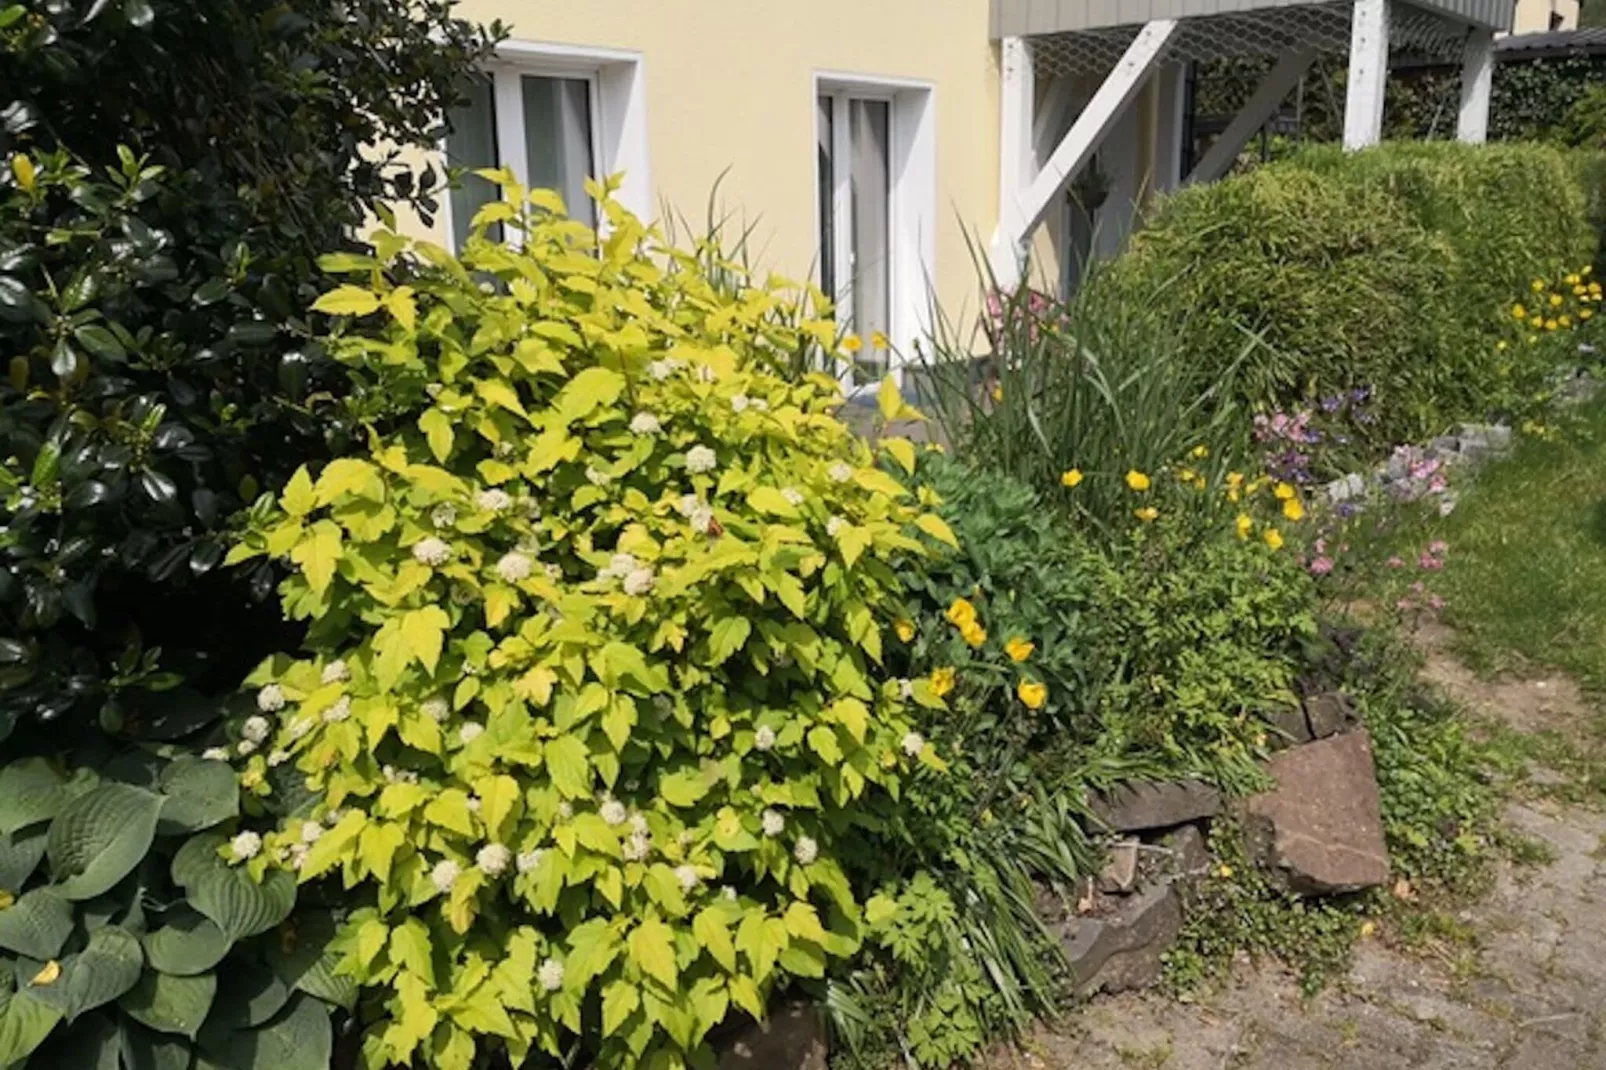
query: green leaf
[
  {"left": 735, "top": 913, "right": 788, "bottom": 984},
  {"left": 915, "top": 513, "right": 959, "bottom": 547},
  {"left": 692, "top": 908, "right": 736, "bottom": 973},
  {"left": 746, "top": 487, "right": 798, "bottom": 518},
  {"left": 475, "top": 378, "right": 528, "bottom": 419},
  {"left": 120, "top": 970, "right": 216, "bottom": 1039},
  {"left": 400, "top": 606, "right": 449, "bottom": 675},
  {"left": 214, "top": 993, "right": 332, "bottom": 1070},
  {"left": 280, "top": 467, "right": 316, "bottom": 518},
  {"left": 46, "top": 783, "right": 163, "bottom": 900},
  {"left": 24, "top": 924, "right": 143, "bottom": 1022},
  {"left": 142, "top": 908, "right": 230, "bottom": 976},
  {"left": 289, "top": 520, "right": 343, "bottom": 597},
  {"left": 315, "top": 252, "right": 379, "bottom": 274},
  {"left": 806, "top": 725, "right": 842, "bottom": 764},
  {"left": 877, "top": 374, "right": 902, "bottom": 422},
  {"left": 627, "top": 917, "right": 677, "bottom": 989},
  {"left": 264, "top": 911, "right": 355, "bottom": 1010},
  {"left": 156, "top": 758, "right": 239, "bottom": 835},
  {"left": 601, "top": 980, "right": 639, "bottom": 1035},
  {"left": 0, "top": 825, "right": 46, "bottom": 893},
  {"left": 658, "top": 770, "right": 709, "bottom": 809},
  {"left": 389, "top": 919, "right": 433, "bottom": 986},
  {"left": 553, "top": 366, "right": 625, "bottom": 425},
  {"left": 544, "top": 735, "right": 592, "bottom": 800},
  {"left": 0, "top": 991, "right": 61, "bottom": 1066},
  {"left": 73, "top": 325, "right": 125, "bottom": 361},
  {"left": 418, "top": 409, "right": 454, "bottom": 463},
  {"left": 0, "top": 759, "right": 70, "bottom": 835},
  {"left": 296, "top": 812, "right": 365, "bottom": 883},
  {"left": 310, "top": 285, "right": 381, "bottom": 317},
  {"left": 0, "top": 888, "right": 73, "bottom": 959},
  {"left": 31, "top": 1009, "right": 119, "bottom": 1070},
  {"left": 187, "top": 863, "right": 295, "bottom": 942},
  {"left": 707, "top": 616, "right": 751, "bottom": 665},
  {"left": 120, "top": 1021, "right": 192, "bottom": 1070},
  {"left": 211, "top": 962, "right": 289, "bottom": 1028}
]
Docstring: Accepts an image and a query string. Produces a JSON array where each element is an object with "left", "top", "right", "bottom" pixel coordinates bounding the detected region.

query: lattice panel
[{"left": 1028, "top": 0, "right": 1475, "bottom": 78}]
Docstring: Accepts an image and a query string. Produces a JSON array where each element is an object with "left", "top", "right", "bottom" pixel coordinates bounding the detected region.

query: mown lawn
[{"left": 1430, "top": 396, "right": 1606, "bottom": 696}]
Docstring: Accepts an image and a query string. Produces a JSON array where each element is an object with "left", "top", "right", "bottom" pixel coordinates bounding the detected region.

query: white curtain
[
  {"left": 523, "top": 75, "right": 596, "bottom": 228},
  {"left": 850, "top": 98, "right": 891, "bottom": 383},
  {"left": 446, "top": 74, "right": 499, "bottom": 249}
]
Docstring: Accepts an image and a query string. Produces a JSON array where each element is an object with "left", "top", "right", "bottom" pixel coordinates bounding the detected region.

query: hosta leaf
[
  {"left": 22, "top": 923, "right": 143, "bottom": 1021},
  {"left": 0, "top": 825, "right": 46, "bottom": 893},
  {"left": 142, "top": 908, "right": 230, "bottom": 976},
  {"left": 211, "top": 994, "right": 332, "bottom": 1070},
  {"left": 212, "top": 962, "right": 290, "bottom": 1028},
  {"left": 0, "top": 760, "right": 73, "bottom": 835},
  {"left": 0, "top": 888, "right": 73, "bottom": 959},
  {"left": 121, "top": 1023, "right": 191, "bottom": 1070},
  {"left": 156, "top": 758, "right": 239, "bottom": 835},
  {"left": 32, "top": 1009, "right": 119, "bottom": 1070},
  {"left": 46, "top": 783, "right": 162, "bottom": 900},
  {"left": 0, "top": 990, "right": 60, "bottom": 1066},
  {"left": 188, "top": 861, "right": 296, "bottom": 941},
  {"left": 120, "top": 969, "right": 217, "bottom": 1039},
  {"left": 264, "top": 911, "right": 354, "bottom": 1009}
]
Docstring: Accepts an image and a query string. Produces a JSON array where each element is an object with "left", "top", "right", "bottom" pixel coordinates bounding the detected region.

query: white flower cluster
[
  {"left": 623, "top": 830, "right": 651, "bottom": 862},
  {"left": 517, "top": 848, "right": 545, "bottom": 874},
  {"left": 495, "top": 551, "right": 534, "bottom": 583},
  {"left": 321, "top": 659, "right": 349, "bottom": 684},
  {"left": 458, "top": 722, "right": 484, "bottom": 745},
  {"left": 629, "top": 411, "right": 661, "bottom": 435},
  {"left": 256, "top": 684, "right": 286, "bottom": 713},
  {"left": 794, "top": 836, "right": 819, "bottom": 865},
  {"left": 585, "top": 466, "right": 612, "bottom": 487},
  {"left": 782, "top": 487, "right": 804, "bottom": 506},
  {"left": 753, "top": 725, "right": 777, "bottom": 752},
  {"left": 596, "top": 552, "right": 654, "bottom": 595},
  {"left": 685, "top": 445, "right": 717, "bottom": 474},
  {"left": 412, "top": 537, "right": 451, "bottom": 567},
  {"left": 421, "top": 696, "right": 449, "bottom": 722},
  {"left": 242, "top": 716, "right": 271, "bottom": 745},
  {"left": 477, "top": 844, "right": 511, "bottom": 876},
  {"left": 477, "top": 488, "right": 513, "bottom": 513},
  {"left": 288, "top": 717, "right": 314, "bottom": 741},
  {"left": 828, "top": 462, "right": 854, "bottom": 483},
  {"left": 675, "top": 493, "right": 716, "bottom": 535},
  {"left": 537, "top": 957, "right": 565, "bottom": 992},
  {"left": 229, "top": 831, "right": 262, "bottom": 862},
  {"left": 674, "top": 864, "right": 701, "bottom": 892},
  {"left": 647, "top": 357, "right": 683, "bottom": 381},
  {"left": 600, "top": 799, "right": 628, "bottom": 827},
  {"left": 322, "top": 696, "right": 352, "bottom": 724},
  {"left": 826, "top": 516, "right": 845, "bottom": 537},
  {"left": 901, "top": 731, "right": 925, "bottom": 757},
  {"left": 431, "top": 503, "right": 457, "bottom": 530},
  {"left": 730, "top": 394, "right": 750, "bottom": 414},
  {"left": 761, "top": 809, "right": 786, "bottom": 837},
  {"left": 430, "top": 859, "right": 461, "bottom": 894}
]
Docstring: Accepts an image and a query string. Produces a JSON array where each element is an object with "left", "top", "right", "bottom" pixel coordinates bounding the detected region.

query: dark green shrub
[{"left": 1097, "top": 142, "right": 1596, "bottom": 450}]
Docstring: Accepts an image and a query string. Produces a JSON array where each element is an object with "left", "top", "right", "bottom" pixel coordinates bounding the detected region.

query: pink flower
[
  {"left": 1428, "top": 540, "right": 1448, "bottom": 555},
  {"left": 1418, "top": 553, "right": 1444, "bottom": 570},
  {"left": 1314, "top": 538, "right": 1328, "bottom": 554},
  {"left": 1428, "top": 595, "right": 1445, "bottom": 610},
  {"left": 1395, "top": 598, "right": 1414, "bottom": 611},
  {"left": 1386, "top": 556, "right": 1406, "bottom": 568},
  {"left": 1309, "top": 556, "right": 1335, "bottom": 576}
]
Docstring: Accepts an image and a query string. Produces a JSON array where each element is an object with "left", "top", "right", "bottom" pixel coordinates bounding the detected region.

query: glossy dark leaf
[
  {"left": 138, "top": 469, "right": 177, "bottom": 504},
  {"left": 123, "top": 0, "right": 154, "bottom": 28},
  {"left": 191, "top": 278, "right": 230, "bottom": 307},
  {"left": 50, "top": 339, "right": 79, "bottom": 378},
  {"left": 73, "top": 324, "right": 125, "bottom": 361}
]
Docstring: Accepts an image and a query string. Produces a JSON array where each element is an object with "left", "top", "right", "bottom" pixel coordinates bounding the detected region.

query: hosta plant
[
  {"left": 0, "top": 745, "right": 347, "bottom": 1068},
  {"left": 225, "top": 176, "right": 954, "bottom": 1070}
]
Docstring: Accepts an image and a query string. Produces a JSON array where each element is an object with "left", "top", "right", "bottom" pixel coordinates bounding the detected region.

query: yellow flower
[
  {"left": 1191, "top": 444, "right": 1209, "bottom": 459},
  {"left": 1226, "top": 471, "right": 1244, "bottom": 487},
  {"left": 945, "top": 597, "right": 977, "bottom": 628},
  {"left": 1263, "top": 527, "right": 1284, "bottom": 550},
  {"left": 991, "top": 383, "right": 1003, "bottom": 402},
  {"left": 1583, "top": 309, "right": 1594, "bottom": 321},
  {"left": 1360, "top": 920, "right": 1377, "bottom": 938},
  {"left": 1216, "top": 864, "right": 1234, "bottom": 879},
  {"left": 960, "top": 621, "right": 987, "bottom": 648},
  {"left": 841, "top": 334, "right": 863, "bottom": 353},
  {"left": 1273, "top": 481, "right": 1295, "bottom": 500},
  {"left": 1134, "top": 506, "right": 1159, "bottom": 523},
  {"left": 894, "top": 619, "right": 916, "bottom": 643},
  {"left": 1560, "top": 315, "right": 1572, "bottom": 328},
  {"left": 930, "top": 666, "right": 956, "bottom": 697},
  {"left": 1512, "top": 303, "right": 1527, "bottom": 319},
  {"left": 870, "top": 330, "right": 891, "bottom": 350},
  {"left": 10, "top": 154, "right": 35, "bottom": 193},
  {"left": 1060, "top": 468, "right": 1084, "bottom": 488},
  {"left": 1531, "top": 314, "right": 1545, "bottom": 328},
  {"left": 1004, "top": 636, "right": 1035, "bottom": 663},
  {"left": 1235, "top": 513, "right": 1254, "bottom": 540},
  {"left": 1125, "top": 470, "right": 1151, "bottom": 492},
  {"left": 1532, "top": 279, "right": 1546, "bottom": 292},
  {"left": 1566, "top": 273, "right": 1581, "bottom": 286},
  {"left": 240, "top": 767, "right": 264, "bottom": 790},
  {"left": 1281, "top": 497, "right": 1305, "bottom": 522},
  {"left": 1016, "top": 679, "right": 1048, "bottom": 710},
  {"left": 1496, "top": 340, "right": 1508, "bottom": 351},
  {"left": 1546, "top": 319, "right": 1558, "bottom": 331},
  {"left": 880, "top": 751, "right": 897, "bottom": 769},
  {"left": 1529, "top": 335, "right": 1539, "bottom": 344},
  {"left": 1177, "top": 467, "right": 1196, "bottom": 484},
  {"left": 1551, "top": 293, "right": 1564, "bottom": 308}
]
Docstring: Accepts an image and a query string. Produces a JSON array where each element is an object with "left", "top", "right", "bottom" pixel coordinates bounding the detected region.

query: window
[
  {"left": 445, "top": 42, "right": 650, "bottom": 248},
  {"left": 815, "top": 76, "right": 936, "bottom": 390}
]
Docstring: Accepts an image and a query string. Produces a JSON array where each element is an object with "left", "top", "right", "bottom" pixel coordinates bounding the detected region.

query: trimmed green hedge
[{"left": 1096, "top": 141, "right": 1598, "bottom": 448}]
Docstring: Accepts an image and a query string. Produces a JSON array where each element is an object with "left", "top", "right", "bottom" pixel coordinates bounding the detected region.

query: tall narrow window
[
  {"left": 446, "top": 74, "right": 499, "bottom": 249},
  {"left": 442, "top": 51, "right": 637, "bottom": 247},
  {"left": 818, "top": 92, "right": 894, "bottom": 385}
]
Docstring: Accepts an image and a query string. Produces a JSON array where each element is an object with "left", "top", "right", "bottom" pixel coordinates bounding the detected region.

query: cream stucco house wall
[
  {"left": 1512, "top": 0, "right": 1578, "bottom": 32},
  {"left": 401, "top": 0, "right": 1514, "bottom": 385}
]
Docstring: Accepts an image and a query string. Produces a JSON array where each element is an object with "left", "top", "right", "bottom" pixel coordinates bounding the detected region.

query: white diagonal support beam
[
  {"left": 1457, "top": 28, "right": 1494, "bottom": 143},
  {"left": 991, "top": 19, "right": 1177, "bottom": 285},
  {"left": 1186, "top": 49, "right": 1316, "bottom": 186},
  {"left": 1343, "top": 0, "right": 1389, "bottom": 150},
  {"left": 991, "top": 35, "right": 1036, "bottom": 288}
]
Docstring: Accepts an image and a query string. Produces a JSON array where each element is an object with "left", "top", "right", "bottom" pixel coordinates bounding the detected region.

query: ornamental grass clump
[{"left": 225, "top": 175, "right": 956, "bottom": 1070}]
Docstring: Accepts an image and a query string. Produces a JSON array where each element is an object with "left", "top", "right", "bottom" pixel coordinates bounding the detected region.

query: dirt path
[{"left": 987, "top": 629, "right": 1606, "bottom": 1070}]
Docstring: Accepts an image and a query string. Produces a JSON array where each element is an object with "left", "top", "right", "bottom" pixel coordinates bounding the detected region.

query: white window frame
[
  {"left": 443, "top": 39, "right": 651, "bottom": 246},
  {"left": 812, "top": 72, "right": 937, "bottom": 391}
]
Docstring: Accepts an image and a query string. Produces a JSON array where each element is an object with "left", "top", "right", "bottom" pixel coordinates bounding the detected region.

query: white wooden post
[
  {"left": 991, "top": 36, "right": 1037, "bottom": 288},
  {"left": 1186, "top": 49, "right": 1316, "bottom": 185},
  {"left": 1343, "top": 0, "right": 1389, "bottom": 150},
  {"left": 1457, "top": 29, "right": 1494, "bottom": 143},
  {"left": 1017, "top": 20, "right": 1177, "bottom": 239}
]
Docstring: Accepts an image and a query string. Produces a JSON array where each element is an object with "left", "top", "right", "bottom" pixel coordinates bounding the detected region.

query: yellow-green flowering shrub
[{"left": 225, "top": 176, "right": 954, "bottom": 1070}]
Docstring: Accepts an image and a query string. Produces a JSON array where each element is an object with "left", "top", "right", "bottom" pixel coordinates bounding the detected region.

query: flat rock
[
  {"left": 1060, "top": 882, "right": 1182, "bottom": 994},
  {"left": 717, "top": 1002, "right": 827, "bottom": 1070},
  {"left": 1262, "top": 701, "right": 1313, "bottom": 746},
  {"left": 1300, "top": 691, "right": 1355, "bottom": 739},
  {"left": 1158, "top": 823, "right": 1211, "bottom": 878},
  {"left": 1245, "top": 730, "right": 1390, "bottom": 895},
  {"left": 1089, "top": 779, "right": 1221, "bottom": 833},
  {"left": 1097, "top": 841, "right": 1140, "bottom": 893}
]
